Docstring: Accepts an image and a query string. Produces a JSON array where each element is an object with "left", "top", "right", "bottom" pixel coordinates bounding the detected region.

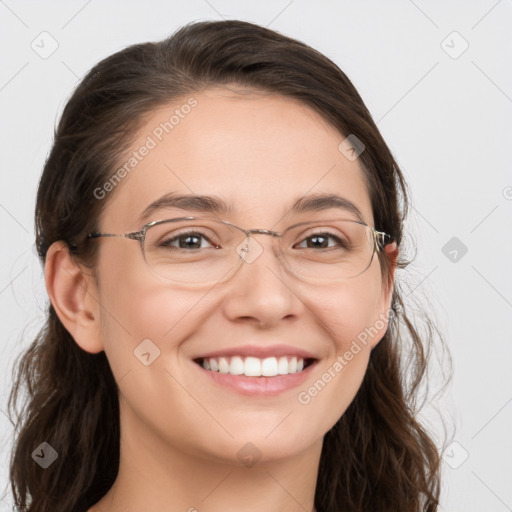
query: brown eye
[
  {"left": 160, "top": 231, "right": 218, "bottom": 250},
  {"left": 294, "top": 232, "right": 347, "bottom": 250}
]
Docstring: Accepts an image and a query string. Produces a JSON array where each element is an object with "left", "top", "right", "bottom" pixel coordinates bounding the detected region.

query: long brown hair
[{"left": 7, "top": 20, "right": 450, "bottom": 511}]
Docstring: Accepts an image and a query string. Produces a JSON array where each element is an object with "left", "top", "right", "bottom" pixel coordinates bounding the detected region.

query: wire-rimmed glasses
[{"left": 87, "top": 216, "right": 392, "bottom": 286}]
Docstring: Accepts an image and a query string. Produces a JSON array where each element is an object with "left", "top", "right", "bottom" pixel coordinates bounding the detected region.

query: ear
[
  {"left": 44, "top": 241, "right": 104, "bottom": 354},
  {"left": 382, "top": 241, "right": 398, "bottom": 300},
  {"left": 370, "top": 241, "right": 399, "bottom": 349}
]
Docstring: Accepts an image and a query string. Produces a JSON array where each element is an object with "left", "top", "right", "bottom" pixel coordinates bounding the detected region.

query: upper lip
[{"left": 195, "top": 344, "right": 317, "bottom": 361}]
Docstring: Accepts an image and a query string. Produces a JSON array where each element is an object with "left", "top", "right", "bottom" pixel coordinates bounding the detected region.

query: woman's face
[{"left": 86, "top": 87, "right": 396, "bottom": 465}]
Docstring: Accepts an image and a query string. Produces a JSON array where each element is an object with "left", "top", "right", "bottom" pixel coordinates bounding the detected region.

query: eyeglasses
[{"left": 87, "top": 216, "right": 391, "bottom": 286}]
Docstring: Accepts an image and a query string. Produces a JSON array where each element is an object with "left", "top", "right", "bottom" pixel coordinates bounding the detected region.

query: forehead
[{"left": 100, "top": 87, "right": 373, "bottom": 229}]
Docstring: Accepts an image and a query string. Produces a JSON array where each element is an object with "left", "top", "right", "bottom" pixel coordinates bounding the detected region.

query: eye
[
  {"left": 294, "top": 232, "right": 348, "bottom": 250},
  {"left": 160, "top": 231, "right": 219, "bottom": 250}
]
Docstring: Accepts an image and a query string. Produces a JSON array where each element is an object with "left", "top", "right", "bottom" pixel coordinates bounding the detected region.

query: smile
[{"left": 195, "top": 355, "right": 315, "bottom": 377}]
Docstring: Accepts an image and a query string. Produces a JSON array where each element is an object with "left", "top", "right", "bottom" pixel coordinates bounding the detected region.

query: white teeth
[
  {"left": 200, "top": 355, "right": 308, "bottom": 376},
  {"left": 261, "top": 357, "right": 278, "bottom": 377},
  {"left": 244, "top": 357, "right": 261, "bottom": 377},
  {"left": 218, "top": 357, "right": 230, "bottom": 374},
  {"left": 278, "top": 356, "right": 288, "bottom": 375},
  {"left": 229, "top": 356, "right": 244, "bottom": 375}
]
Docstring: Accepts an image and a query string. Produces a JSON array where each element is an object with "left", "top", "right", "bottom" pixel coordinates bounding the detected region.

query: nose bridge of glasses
[
  {"left": 247, "top": 228, "right": 281, "bottom": 238},
  {"left": 231, "top": 227, "right": 284, "bottom": 268}
]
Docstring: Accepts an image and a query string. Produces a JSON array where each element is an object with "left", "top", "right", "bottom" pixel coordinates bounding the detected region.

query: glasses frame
[{"left": 87, "top": 216, "right": 392, "bottom": 284}]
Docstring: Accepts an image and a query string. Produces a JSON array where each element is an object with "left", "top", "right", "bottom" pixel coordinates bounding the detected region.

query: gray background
[{"left": 1, "top": 1, "right": 511, "bottom": 510}]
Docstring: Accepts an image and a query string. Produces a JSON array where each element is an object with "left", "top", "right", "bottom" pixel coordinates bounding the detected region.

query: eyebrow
[{"left": 137, "top": 192, "right": 364, "bottom": 225}]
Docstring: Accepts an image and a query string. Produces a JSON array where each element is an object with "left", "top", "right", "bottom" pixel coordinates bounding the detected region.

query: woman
[{"left": 8, "top": 19, "right": 446, "bottom": 511}]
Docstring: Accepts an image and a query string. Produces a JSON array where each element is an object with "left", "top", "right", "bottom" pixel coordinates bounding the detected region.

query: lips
[
  {"left": 194, "top": 353, "right": 317, "bottom": 396},
  {"left": 194, "top": 344, "right": 317, "bottom": 361}
]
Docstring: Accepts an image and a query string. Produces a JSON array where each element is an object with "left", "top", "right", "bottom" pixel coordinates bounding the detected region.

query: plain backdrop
[{"left": 1, "top": 1, "right": 511, "bottom": 510}]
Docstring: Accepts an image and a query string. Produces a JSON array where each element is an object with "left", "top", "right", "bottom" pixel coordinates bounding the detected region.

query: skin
[{"left": 45, "top": 86, "right": 397, "bottom": 512}]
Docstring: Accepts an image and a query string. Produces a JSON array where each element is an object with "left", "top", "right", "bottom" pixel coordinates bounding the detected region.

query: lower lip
[{"left": 194, "top": 360, "right": 317, "bottom": 396}]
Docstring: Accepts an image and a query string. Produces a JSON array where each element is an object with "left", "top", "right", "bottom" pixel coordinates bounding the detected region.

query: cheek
[
  {"left": 310, "top": 267, "right": 384, "bottom": 352},
  {"left": 94, "top": 261, "right": 224, "bottom": 452},
  {"left": 295, "top": 269, "right": 385, "bottom": 426},
  {"left": 95, "top": 252, "right": 211, "bottom": 379}
]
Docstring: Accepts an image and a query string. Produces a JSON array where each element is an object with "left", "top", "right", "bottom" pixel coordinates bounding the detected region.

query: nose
[{"left": 221, "top": 234, "right": 306, "bottom": 328}]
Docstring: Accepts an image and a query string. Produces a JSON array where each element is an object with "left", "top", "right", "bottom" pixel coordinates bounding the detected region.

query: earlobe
[{"left": 44, "top": 241, "right": 104, "bottom": 354}]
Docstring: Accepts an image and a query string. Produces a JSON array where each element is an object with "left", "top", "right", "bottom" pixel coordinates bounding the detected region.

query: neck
[{"left": 90, "top": 399, "right": 322, "bottom": 512}]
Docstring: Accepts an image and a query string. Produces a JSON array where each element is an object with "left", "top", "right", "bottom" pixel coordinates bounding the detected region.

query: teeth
[
  {"left": 229, "top": 356, "right": 244, "bottom": 375},
  {"left": 244, "top": 357, "right": 261, "bottom": 377},
  {"left": 218, "top": 357, "right": 230, "bottom": 374},
  {"left": 277, "top": 356, "right": 288, "bottom": 375},
  {"left": 200, "top": 356, "right": 308, "bottom": 376},
  {"left": 261, "top": 357, "right": 278, "bottom": 377}
]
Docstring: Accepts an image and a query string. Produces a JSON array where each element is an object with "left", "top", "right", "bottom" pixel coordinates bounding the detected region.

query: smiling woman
[{"left": 8, "top": 20, "right": 447, "bottom": 512}]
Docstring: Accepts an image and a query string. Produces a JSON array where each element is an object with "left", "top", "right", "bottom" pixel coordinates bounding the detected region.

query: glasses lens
[
  {"left": 281, "top": 219, "right": 376, "bottom": 281},
  {"left": 143, "top": 218, "right": 244, "bottom": 284},
  {"left": 142, "top": 218, "right": 377, "bottom": 284}
]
